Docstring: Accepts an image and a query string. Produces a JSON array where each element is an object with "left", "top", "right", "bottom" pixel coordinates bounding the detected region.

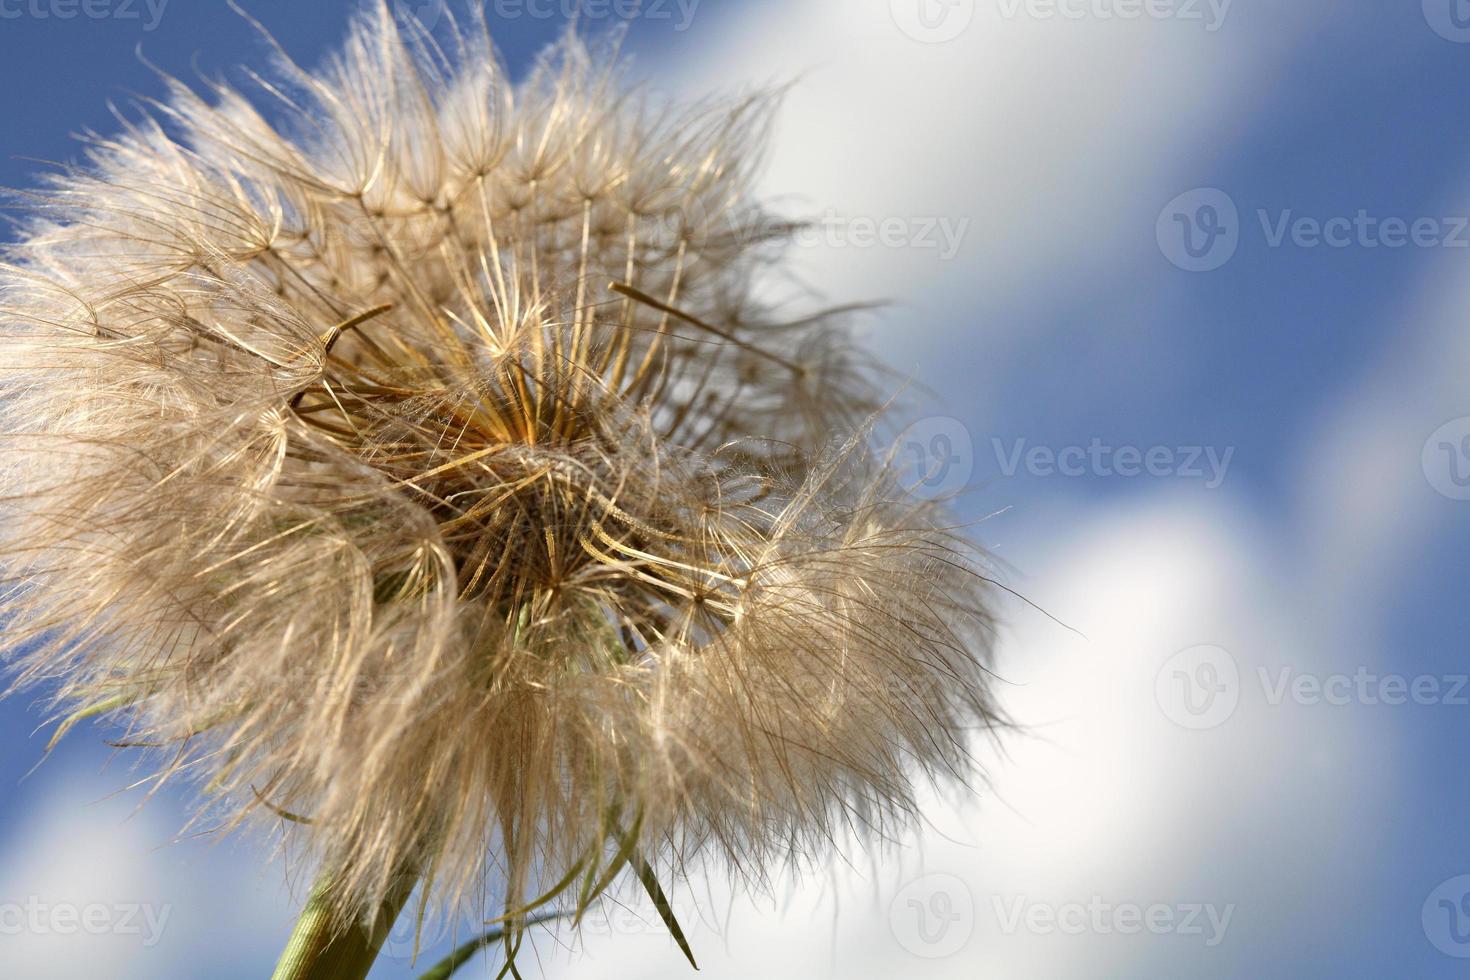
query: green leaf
[
  {"left": 416, "top": 912, "right": 561, "bottom": 980},
  {"left": 46, "top": 694, "right": 134, "bottom": 752},
  {"left": 574, "top": 810, "right": 645, "bottom": 919},
  {"left": 632, "top": 853, "right": 698, "bottom": 971}
]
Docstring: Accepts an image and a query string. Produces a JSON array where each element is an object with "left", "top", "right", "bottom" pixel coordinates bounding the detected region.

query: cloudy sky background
[{"left": 2, "top": 1, "right": 1469, "bottom": 976}]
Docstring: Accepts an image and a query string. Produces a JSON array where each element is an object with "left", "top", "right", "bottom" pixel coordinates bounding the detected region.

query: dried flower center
[{"left": 287, "top": 300, "right": 742, "bottom": 641}]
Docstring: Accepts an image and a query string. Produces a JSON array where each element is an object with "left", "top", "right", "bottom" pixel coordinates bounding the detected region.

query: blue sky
[{"left": 3, "top": 1, "right": 1470, "bottom": 977}]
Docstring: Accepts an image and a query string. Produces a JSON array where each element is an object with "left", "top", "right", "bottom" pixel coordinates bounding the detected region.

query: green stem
[{"left": 271, "top": 868, "right": 418, "bottom": 980}]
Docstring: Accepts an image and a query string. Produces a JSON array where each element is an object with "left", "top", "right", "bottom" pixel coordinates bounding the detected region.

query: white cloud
[
  {"left": 651, "top": 0, "right": 1336, "bottom": 369},
  {"left": 1291, "top": 217, "right": 1470, "bottom": 622},
  {"left": 0, "top": 771, "right": 295, "bottom": 980},
  {"left": 0, "top": 776, "right": 177, "bottom": 979}
]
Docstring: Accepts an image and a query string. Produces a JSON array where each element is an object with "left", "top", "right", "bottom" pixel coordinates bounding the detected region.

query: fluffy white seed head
[{"left": 0, "top": 0, "right": 1000, "bottom": 941}]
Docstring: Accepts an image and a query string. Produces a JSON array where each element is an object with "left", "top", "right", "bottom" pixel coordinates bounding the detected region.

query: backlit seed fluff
[{"left": 0, "top": 0, "right": 1001, "bottom": 945}]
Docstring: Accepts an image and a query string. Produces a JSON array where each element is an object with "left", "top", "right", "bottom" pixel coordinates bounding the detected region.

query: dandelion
[{"left": 0, "top": 2, "right": 1001, "bottom": 977}]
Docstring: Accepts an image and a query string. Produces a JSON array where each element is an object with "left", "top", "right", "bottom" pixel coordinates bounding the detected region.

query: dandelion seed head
[{"left": 0, "top": 0, "right": 1001, "bottom": 938}]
